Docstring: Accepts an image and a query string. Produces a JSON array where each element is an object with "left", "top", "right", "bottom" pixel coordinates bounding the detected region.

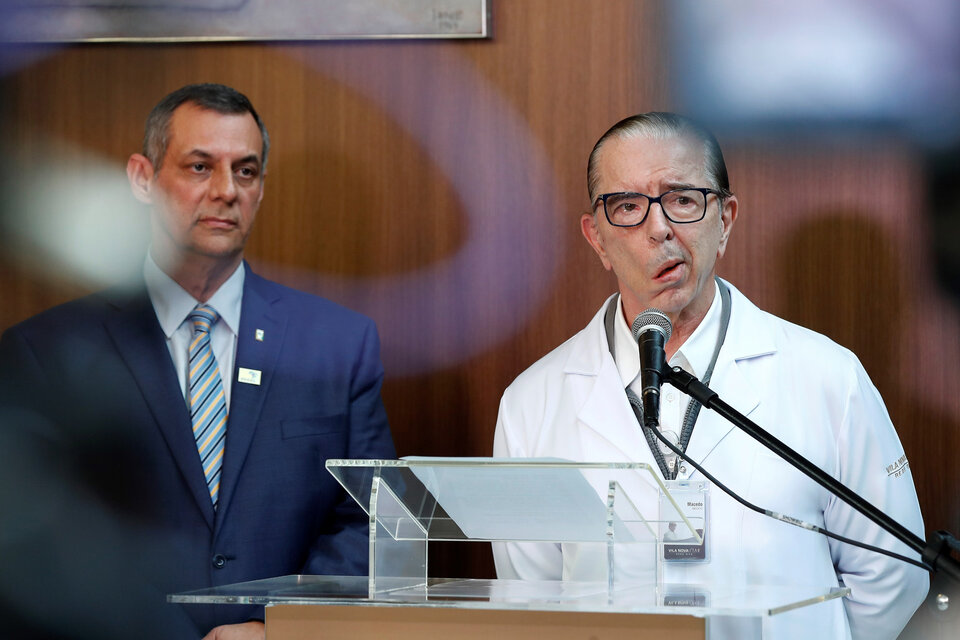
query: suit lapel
[
  {"left": 103, "top": 289, "right": 215, "bottom": 528},
  {"left": 215, "top": 267, "right": 286, "bottom": 524}
]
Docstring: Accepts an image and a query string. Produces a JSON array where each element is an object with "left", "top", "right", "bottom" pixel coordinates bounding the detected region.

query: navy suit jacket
[{"left": 0, "top": 263, "right": 396, "bottom": 635}]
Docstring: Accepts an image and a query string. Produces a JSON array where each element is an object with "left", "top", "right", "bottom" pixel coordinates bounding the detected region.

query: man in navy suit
[{"left": 0, "top": 84, "right": 396, "bottom": 639}]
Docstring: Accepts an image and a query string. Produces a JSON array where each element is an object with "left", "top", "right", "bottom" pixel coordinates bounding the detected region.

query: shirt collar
[
  {"left": 143, "top": 251, "right": 244, "bottom": 337},
  {"left": 612, "top": 279, "right": 722, "bottom": 387},
  {"left": 676, "top": 279, "right": 723, "bottom": 379}
]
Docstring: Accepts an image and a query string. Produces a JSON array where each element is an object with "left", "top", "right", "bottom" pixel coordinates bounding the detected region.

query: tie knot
[{"left": 189, "top": 305, "right": 220, "bottom": 335}]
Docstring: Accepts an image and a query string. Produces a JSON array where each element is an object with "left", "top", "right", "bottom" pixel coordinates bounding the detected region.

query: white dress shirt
[
  {"left": 143, "top": 253, "right": 243, "bottom": 410},
  {"left": 612, "top": 280, "right": 723, "bottom": 472}
]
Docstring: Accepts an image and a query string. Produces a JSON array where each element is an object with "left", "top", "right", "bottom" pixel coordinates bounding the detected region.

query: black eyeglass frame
[{"left": 592, "top": 187, "right": 726, "bottom": 228}]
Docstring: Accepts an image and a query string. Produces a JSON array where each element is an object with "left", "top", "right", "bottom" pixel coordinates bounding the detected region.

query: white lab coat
[{"left": 493, "top": 281, "right": 928, "bottom": 639}]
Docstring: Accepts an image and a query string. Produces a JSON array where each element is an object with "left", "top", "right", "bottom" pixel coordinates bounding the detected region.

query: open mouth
[{"left": 655, "top": 260, "right": 683, "bottom": 279}]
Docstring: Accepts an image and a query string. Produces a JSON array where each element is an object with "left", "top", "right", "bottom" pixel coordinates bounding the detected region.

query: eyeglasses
[{"left": 593, "top": 187, "right": 723, "bottom": 227}]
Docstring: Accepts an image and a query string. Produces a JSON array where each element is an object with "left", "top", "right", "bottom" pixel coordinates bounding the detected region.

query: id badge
[{"left": 659, "top": 480, "right": 709, "bottom": 563}]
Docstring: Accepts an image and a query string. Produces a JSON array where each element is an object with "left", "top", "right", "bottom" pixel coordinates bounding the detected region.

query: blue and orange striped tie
[{"left": 188, "top": 305, "right": 228, "bottom": 509}]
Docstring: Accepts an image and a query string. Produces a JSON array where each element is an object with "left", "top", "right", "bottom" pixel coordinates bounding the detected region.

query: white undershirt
[
  {"left": 143, "top": 253, "right": 244, "bottom": 410},
  {"left": 612, "top": 281, "right": 723, "bottom": 469}
]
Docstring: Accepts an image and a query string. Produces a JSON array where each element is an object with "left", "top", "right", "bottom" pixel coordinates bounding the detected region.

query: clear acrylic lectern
[
  {"left": 325, "top": 458, "right": 707, "bottom": 596},
  {"left": 170, "top": 458, "right": 849, "bottom": 639}
]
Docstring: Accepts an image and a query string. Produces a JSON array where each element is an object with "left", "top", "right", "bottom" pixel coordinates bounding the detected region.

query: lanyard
[{"left": 605, "top": 278, "right": 732, "bottom": 480}]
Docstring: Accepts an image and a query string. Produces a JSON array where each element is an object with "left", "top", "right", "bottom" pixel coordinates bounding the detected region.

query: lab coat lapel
[
  {"left": 566, "top": 303, "right": 657, "bottom": 467},
  {"left": 683, "top": 356, "right": 758, "bottom": 466},
  {"left": 575, "top": 359, "right": 655, "bottom": 464},
  {"left": 685, "top": 282, "right": 771, "bottom": 467}
]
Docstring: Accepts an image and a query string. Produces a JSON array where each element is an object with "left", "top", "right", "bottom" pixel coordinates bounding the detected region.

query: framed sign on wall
[{"left": 0, "top": 0, "right": 490, "bottom": 42}]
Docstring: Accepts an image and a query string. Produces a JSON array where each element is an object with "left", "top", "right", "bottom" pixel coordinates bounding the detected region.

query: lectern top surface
[{"left": 171, "top": 575, "right": 848, "bottom": 619}]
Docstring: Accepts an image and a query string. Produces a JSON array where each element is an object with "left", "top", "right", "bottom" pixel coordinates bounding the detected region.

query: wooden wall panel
[{"left": 0, "top": 3, "right": 957, "bottom": 611}]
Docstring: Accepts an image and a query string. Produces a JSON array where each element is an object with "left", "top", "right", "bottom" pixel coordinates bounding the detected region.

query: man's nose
[
  {"left": 209, "top": 167, "right": 238, "bottom": 202},
  {"left": 644, "top": 202, "right": 674, "bottom": 242}
]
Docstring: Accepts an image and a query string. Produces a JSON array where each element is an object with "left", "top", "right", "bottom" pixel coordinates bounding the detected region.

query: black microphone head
[{"left": 632, "top": 308, "right": 673, "bottom": 343}]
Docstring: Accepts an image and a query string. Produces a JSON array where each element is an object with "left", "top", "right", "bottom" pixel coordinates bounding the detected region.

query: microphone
[{"left": 631, "top": 308, "right": 673, "bottom": 428}]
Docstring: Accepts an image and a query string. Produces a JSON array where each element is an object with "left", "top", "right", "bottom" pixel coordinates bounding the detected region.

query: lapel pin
[
  {"left": 238, "top": 367, "right": 262, "bottom": 386},
  {"left": 255, "top": 329, "right": 265, "bottom": 342}
]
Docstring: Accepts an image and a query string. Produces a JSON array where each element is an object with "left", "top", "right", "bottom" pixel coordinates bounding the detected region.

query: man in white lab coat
[{"left": 493, "top": 113, "right": 928, "bottom": 639}]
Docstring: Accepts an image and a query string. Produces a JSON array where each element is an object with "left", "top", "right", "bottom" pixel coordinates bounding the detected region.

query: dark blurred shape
[
  {"left": 926, "top": 148, "right": 960, "bottom": 303},
  {"left": 910, "top": 143, "right": 960, "bottom": 640},
  {"left": 0, "top": 405, "right": 197, "bottom": 639}
]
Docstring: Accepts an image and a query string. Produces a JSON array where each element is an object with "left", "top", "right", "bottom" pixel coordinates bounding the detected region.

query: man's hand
[{"left": 201, "top": 621, "right": 265, "bottom": 640}]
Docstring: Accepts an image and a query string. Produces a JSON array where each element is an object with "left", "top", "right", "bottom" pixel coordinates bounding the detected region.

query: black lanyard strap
[{"left": 609, "top": 277, "right": 732, "bottom": 479}]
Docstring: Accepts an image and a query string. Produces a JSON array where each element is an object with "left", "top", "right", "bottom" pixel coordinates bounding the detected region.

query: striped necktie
[{"left": 188, "top": 304, "right": 228, "bottom": 508}]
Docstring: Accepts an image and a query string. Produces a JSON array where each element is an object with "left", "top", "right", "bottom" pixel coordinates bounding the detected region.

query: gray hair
[
  {"left": 587, "top": 112, "right": 731, "bottom": 203},
  {"left": 142, "top": 83, "right": 270, "bottom": 171}
]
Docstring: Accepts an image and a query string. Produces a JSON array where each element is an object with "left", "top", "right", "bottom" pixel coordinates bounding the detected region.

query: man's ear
[
  {"left": 126, "top": 153, "right": 155, "bottom": 204},
  {"left": 716, "top": 194, "right": 738, "bottom": 259},
  {"left": 581, "top": 211, "right": 613, "bottom": 271}
]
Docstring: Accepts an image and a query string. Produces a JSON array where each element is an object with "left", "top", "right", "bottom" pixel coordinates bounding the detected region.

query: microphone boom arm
[{"left": 662, "top": 364, "right": 960, "bottom": 581}]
